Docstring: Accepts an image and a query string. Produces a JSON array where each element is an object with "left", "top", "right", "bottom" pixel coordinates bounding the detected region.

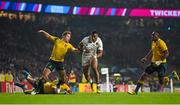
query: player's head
[
  {"left": 91, "top": 31, "right": 99, "bottom": 42},
  {"left": 62, "top": 31, "right": 71, "bottom": 42},
  {"left": 151, "top": 31, "right": 160, "bottom": 41}
]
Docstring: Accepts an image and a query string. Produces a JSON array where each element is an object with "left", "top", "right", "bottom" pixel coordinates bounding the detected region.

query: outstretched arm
[
  {"left": 38, "top": 30, "right": 54, "bottom": 41},
  {"left": 78, "top": 42, "right": 84, "bottom": 52},
  {"left": 71, "top": 47, "right": 79, "bottom": 53},
  {"left": 161, "top": 50, "right": 169, "bottom": 60}
]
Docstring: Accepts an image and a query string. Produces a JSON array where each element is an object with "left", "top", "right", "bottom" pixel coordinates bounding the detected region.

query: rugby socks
[
  {"left": 90, "top": 79, "right": 93, "bottom": 91},
  {"left": 97, "top": 84, "right": 100, "bottom": 90}
]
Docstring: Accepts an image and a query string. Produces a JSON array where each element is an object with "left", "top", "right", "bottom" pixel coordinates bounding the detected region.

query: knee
[
  {"left": 42, "top": 68, "right": 51, "bottom": 78},
  {"left": 43, "top": 70, "right": 49, "bottom": 77}
]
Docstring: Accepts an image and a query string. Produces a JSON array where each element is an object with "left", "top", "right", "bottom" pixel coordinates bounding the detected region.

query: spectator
[
  {"left": 68, "top": 70, "right": 76, "bottom": 89},
  {"left": 0, "top": 70, "right": 5, "bottom": 82},
  {"left": 5, "top": 70, "right": 13, "bottom": 82}
]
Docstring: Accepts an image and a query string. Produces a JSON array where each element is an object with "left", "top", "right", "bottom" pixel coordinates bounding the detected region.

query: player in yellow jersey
[
  {"left": 128, "top": 31, "right": 169, "bottom": 95},
  {"left": 38, "top": 30, "right": 78, "bottom": 92},
  {"left": 15, "top": 70, "right": 72, "bottom": 95}
]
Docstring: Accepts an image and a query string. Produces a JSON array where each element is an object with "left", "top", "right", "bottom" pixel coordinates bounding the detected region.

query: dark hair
[
  {"left": 152, "top": 31, "right": 159, "bottom": 35},
  {"left": 91, "top": 30, "right": 98, "bottom": 35},
  {"left": 62, "top": 31, "right": 71, "bottom": 36}
]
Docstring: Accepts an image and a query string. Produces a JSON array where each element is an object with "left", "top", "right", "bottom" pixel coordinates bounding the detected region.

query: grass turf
[{"left": 0, "top": 92, "right": 180, "bottom": 104}]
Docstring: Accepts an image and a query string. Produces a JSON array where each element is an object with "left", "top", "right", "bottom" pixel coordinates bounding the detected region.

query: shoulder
[
  {"left": 81, "top": 36, "right": 89, "bottom": 42},
  {"left": 54, "top": 36, "right": 60, "bottom": 40},
  {"left": 158, "top": 39, "right": 167, "bottom": 45},
  {"left": 83, "top": 36, "right": 89, "bottom": 40},
  {"left": 97, "top": 37, "right": 103, "bottom": 43},
  {"left": 160, "top": 39, "right": 166, "bottom": 43},
  {"left": 51, "top": 36, "right": 59, "bottom": 42}
]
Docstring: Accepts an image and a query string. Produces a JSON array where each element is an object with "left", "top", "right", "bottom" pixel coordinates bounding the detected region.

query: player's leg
[
  {"left": 40, "top": 60, "right": 55, "bottom": 83},
  {"left": 164, "top": 76, "right": 170, "bottom": 86},
  {"left": 91, "top": 57, "right": 100, "bottom": 92},
  {"left": 172, "top": 71, "right": 179, "bottom": 80},
  {"left": 42, "top": 68, "right": 51, "bottom": 81},
  {"left": 35, "top": 68, "right": 51, "bottom": 93},
  {"left": 128, "top": 72, "right": 148, "bottom": 95},
  {"left": 158, "top": 63, "right": 167, "bottom": 92},
  {"left": 14, "top": 82, "right": 26, "bottom": 90},
  {"left": 159, "top": 76, "right": 165, "bottom": 92},
  {"left": 82, "top": 65, "right": 91, "bottom": 83},
  {"left": 82, "top": 56, "right": 93, "bottom": 90},
  {"left": 21, "top": 70, "right": 36, "bottom": 86},
  {"left": 14, "top": 82, "right": 35, "bottom": 94},
  {"left": 128, "top": 64, "right": 155, "bottom": 95},
  {"left": 82, "top": 65, "right": 93, "bottom": 90},
  {"left": 56, "top": 62, "right": 72, "bottom": 94},
  {"left": 18, "top": 71, "right": 39, "bottom": 94},
  {"left": 59, "top": 70, "right": 72, "bottom": 94}
]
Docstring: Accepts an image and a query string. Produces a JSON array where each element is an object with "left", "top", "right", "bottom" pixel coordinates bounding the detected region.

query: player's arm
[
  {"left": 71, "top": 47, "right": 79, "bottom": 53},
  {"left": 38, "top": 30, "right": 54, "bottom": 41},
  {"left": 96, "top": 39, "right": 103, "bottom": 58},
  {"left": 96, "top": 50, "right": 103, "bottom": 58},
  {"left": 78, "top": 42, "right": 84, "bottom": 52},
  {"left": 160, "top": 41, "right": 169, "bottom": 60},
  {"left": 68, "top": 43, "right": 80, "bottom": 53},
  {"left": 141, "top": 50, "right": 152, "bottom": 63},
  {"left": 161, "top": 49, "right": 169, "bottom": 60}
]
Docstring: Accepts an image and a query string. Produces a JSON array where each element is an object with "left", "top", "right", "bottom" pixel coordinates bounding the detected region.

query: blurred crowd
[{"left": 0, "top": 10, "right": 180, "bottom": 85}]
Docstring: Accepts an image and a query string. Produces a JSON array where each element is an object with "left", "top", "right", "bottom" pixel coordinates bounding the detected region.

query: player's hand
[
  {"left": 155, "top": 61, "right": 162, "bottom": 66},
  {"left": 140, "top": 57, "right": 147, "bottom": 63},
  {"left": 84, "top": 48, "right": 90, "bottom": 53},
  {"left": 38, "top": 30, "right": 45, "bottom": 33}
]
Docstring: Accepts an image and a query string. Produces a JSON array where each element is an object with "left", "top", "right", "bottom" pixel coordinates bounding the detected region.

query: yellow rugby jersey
[
  {"left": 0, "top": 73, "right": 5, "bottom": 82},
  {"left": 43, "top": 80, "right": 57, "bottom": 94},
  {"left": 151, "top": 38, "right": 168, "bottom": 63},
  {"left": 50, "top": 36, "right": 74, "bottom": 62},
  {"left": 5, "top": 73, "right": 9, "bottom": 82}
]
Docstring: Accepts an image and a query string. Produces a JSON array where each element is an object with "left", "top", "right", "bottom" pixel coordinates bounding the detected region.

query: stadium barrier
[
  {"left": 78, "top": 83, "right": 136, "bottom": 92},
  {"left": 79, "top": 83, "right": 97, "bottom": 92},
  {"left": 0, "top": 82, "right": 174, "bottom": 93},
  {"left": 174, "top": 87, "right": 180, "bottom": 92},
  {"left": 0, "top": 82, "right": 33, "bottom": 93},
  {"left": 0, "top": 82, "right": 14, "bottom": 93},
  {"left": 78, "top": 83, "right": 173, "bottom": 93}
]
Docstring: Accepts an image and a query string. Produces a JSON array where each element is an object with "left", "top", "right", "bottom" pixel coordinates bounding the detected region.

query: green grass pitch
[{"left": 0, "top": 92, "right": 180, "bottom": 104}]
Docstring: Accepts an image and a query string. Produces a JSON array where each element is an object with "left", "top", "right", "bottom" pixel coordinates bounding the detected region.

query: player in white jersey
[{"left": 79, "top": 31, "right": 103, "bottom": 93}]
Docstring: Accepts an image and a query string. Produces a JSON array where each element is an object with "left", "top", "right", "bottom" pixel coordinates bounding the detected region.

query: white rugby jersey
[{"left": 81, "top": 36, "right": 103, "bottom": 56}]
